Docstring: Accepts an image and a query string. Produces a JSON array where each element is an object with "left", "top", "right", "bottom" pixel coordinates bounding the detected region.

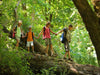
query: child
[
  {"left": 37, "top": 21, "right": 57, "bottom": 56},
  {"left": 25, "top": 26, "right": 37, "bottom": 53},
  {"left": 57, "top": 25, "right": 73, "bottom": 61},
  {"left": 13, "top": 20, "right": 22, "bottom": 48}
]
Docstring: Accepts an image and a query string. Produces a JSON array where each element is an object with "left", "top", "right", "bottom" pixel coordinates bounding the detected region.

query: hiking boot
[
  {"left": 68, "top": 58, "right": 73, "bottom": 61},
  {"left": 63, "top": 57, "right": 67, "bottom": 59}
]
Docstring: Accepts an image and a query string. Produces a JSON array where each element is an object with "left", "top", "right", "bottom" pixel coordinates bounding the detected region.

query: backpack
[
  {"left": 27, "top": 32, "right": 34, "bottom": 40},
  {"left": 60, "top": 28, "right": 68, "bottom": 43},
  {"left": 12, "top": 25, "right": 17, "bottom": 38},
  {"left": 43, "top": 26, "right": 50, "bottom": 37},
  {"left": 15, "top": 25, "right": 17, "bottom": 31},
  {"left": 60, "top": 33, "right": 64, "bottom": 43}
]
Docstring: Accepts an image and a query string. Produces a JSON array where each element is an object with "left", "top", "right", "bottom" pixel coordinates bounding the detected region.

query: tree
[
  {"left": 72, "top": 0, "right": 100, "bottom": 66},
  {"left": 13, "top": 0, "right": 21, "bottom": 27}
]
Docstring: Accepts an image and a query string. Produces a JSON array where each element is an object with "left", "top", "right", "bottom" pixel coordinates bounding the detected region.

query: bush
[{"left": 0, "top": 29, "right": 33, "bottom": 75}]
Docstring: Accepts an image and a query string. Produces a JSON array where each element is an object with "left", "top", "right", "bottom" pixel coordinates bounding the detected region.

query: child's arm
[
  {"left": 37, "top": 28, "right": 43, "bottom": 39},
  {"left": 34, "top": 35, "right": 38, "bottom": 39},
  {"left": 33, "top": 33, "right": 38, "bottom": 39},
  {"left": 50, "top": 30, "right": 57, "bottom": 35},
  {"left": 57, "top": 29, "right": 63, "bottom": 35},
  {"left": 22, "top": 33, "right": 27, "bottom": 38},
  {"left": 13, "top": 27, "right": 16, "bottom": 33},
  {"left": 25, "top": 33, "right": 27, "bottom": 37},
  {"left": 21, "top": 28, "right": 22, "bottom": 33}
]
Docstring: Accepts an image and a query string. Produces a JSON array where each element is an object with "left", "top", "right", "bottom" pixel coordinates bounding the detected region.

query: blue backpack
[
  {"left": 60, "top": 28, "right": 67, "bottom": 43},
  {"left": 60, "top": 33, "right": 65, "bottom": 43}
]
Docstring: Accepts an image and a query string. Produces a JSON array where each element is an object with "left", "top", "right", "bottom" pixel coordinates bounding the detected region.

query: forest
[{"left": 0, "top": 0, "right": 100, "bottom": 75}]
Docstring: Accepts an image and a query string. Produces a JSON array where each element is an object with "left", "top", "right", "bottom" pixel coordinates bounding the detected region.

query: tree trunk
[
  {"left": 45, "top": 0, "right": 48, "bottom": 20},
  {"left": 27, "top": 53, "right": 100, "bottom": 75},
  {"left": 72, "top": 0, "right": 100, "bottom": 66},
  {"left": 45, "top": 0, "right": 53, "bottom": 22},
  {"left": 92, "top": 0, "right": 100, "bottom": 16},
  {"left": 13, "top": 0, "right": 21, "bottom": 27},
  {"left": 34, "top": 40, "right": 46, "bottom": 54},
  {"left": 22, "top": 3, "right": 27, "bottom": 17},
  {"left": 49, "top": 0, "right": 53, "bottom": 22}
]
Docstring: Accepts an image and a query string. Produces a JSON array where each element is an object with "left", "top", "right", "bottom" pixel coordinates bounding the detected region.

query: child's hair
[
  {"left": 29, "top": 26, "right": 32, "bottom": 29},
  {"left": 18, "top": 20, "right": 22, "bottom": 24},
  {"left": 46, "top": 21, "right": 50, "bottom": 26},
  {"left": 69, "top": 24, "right": 73, "bottom": 27}
]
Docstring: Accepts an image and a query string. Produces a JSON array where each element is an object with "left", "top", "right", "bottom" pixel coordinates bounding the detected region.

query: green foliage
[
  {"left": 0, "top": 0, "right": 99, "bottom": 74},
  {"left": 70, "top": 27, "right": 98, "bottom": 66}
]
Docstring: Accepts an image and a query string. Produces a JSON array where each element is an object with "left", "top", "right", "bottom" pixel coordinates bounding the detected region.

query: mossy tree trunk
[{"left": 72, "top": 0, "right": 100, "bottom": 66}]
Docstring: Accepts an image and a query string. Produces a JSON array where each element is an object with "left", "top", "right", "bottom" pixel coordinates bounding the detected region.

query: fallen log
[{"left": 26, "top": 53, "right": 100, "bottom": 75}]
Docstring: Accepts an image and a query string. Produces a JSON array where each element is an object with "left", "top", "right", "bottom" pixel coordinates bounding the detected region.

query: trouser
[{"left": 64, "top": 40, "right": 70, "bottom": 52}]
